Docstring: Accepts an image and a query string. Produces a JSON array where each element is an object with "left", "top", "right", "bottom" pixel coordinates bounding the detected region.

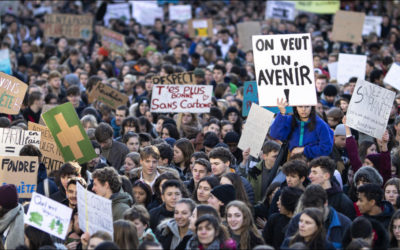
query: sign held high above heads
[
  {"left": 169, "top": 5, "right": 192, "bottom": 22},
  {"left": 337, "top": 53, "right": 366, "bottom": 85},
  {"left": 152, "top": 72, "right": 195, "bottom": 85},
  {"left": 0, "top": 72, "right": 28, "bottom": 115},
  {"left": 188, "top": 19, "right": 213, "bottom": 38},
  {"left": 44, "top": 14, "right": 93, "bottom": 39},
  {"left": 265, "top": 1, "right": 296, "bottom": 21},
  {"left": 331, "top": 10, "right": 365, "bottom": 44},
  {"left": 237, "top": 22, "right": 261, "bottom": 52},
  {"left": 0, "top": 128, "right": 41, "bottom": 156},
  {"left": 88, "top": 82, "right": 129, "bottom": 110}
]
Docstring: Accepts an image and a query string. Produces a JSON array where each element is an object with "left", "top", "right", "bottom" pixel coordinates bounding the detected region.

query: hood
[
  {"left": 37, "top": 163, "right": 48, "bottom": 183},
  {"left": 326, "top": 178, "right": 342, "bottom": 196},
  {"left": 157, "top": 218, "right": 180, "bottom": 237},
  {"left": 111, "top": 190, "right": 133, "bottom": 206},
  {"left": 366, "top": 200, "right": 394, "bottom": 220}
]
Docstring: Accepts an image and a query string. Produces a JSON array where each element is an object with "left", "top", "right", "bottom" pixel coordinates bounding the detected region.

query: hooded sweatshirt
[
  {"left": 326, "top": 178, "right": 356, "bottom": 220},
  {"left": 0, "top": 204, "right": 25, "bottom": 249},
  {"left": 111, "top": 190, "right": 133, "bottom": 221},
  {"left": 157, "top": 218, "right": 187, "bottom": 250}
]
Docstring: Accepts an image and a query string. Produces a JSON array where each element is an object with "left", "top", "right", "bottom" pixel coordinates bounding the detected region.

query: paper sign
[
  {"left": 346, "top": 79, "right": 395, "bottom": 139},
  {"left": 0, "top": 128, "right": 41, "bottom": 156},
  {"left": 39, "top": 104, "right": 57, "bottom": 125},
  {"left": 252, "top": 33, "right": 316, "bottom": 106},
  {"left": 383, "top": 63, "right": 400, "bottom": 90},
  {"left": 151, "top": 85, "right": 212, "bottom": 113},
  {"left": 26, "top": 192, "right": 72, "bottom": 239},
  {"left": 0, "top": 156, "right": 39, "bottom": 198},
  {"left": 104, "top": 3, "right": 130, "bottom": 26},
  {"left": 188, "top": 19, "right": 213, "bottom": 38},
  {"left": 327, "top": 62, "right": 338, "bottom": 80},
  {"left": 295, "top": 1, "right": 340, "bottom": 14},
  {"left": 169, "top": 5, "right": 191, "bottom": 22},
  {"left": 237, "top": 22, "right": 261, "bottom": 52},
  {"left": 337, "top": 53, "right": 366, "bottom": 85},
  {"left": 44, "top": 14, "right": 93, "bottom": 39},
  {"left": 331, "top": 11, "right": 365, "bottom": 44},
  {"left": 99, "top": 27, "right": 127, "bottom": 55},
  {"left": 77, "top": 183, "right": 113, "bottom": 236},
  {"left": 238, "top": 104, "right": 274, "bottom": 158},
  {"left": 265, "top": 1, "right": 296, "bottom": 21},
  {"left": 131, "top": 1, "right": 163, "bottom": 26},
  {"left": 88, "top": 82, "right": 129, "bottom": 109},
  {"left": 0, "top": 1, "right": 19, "bottom": 15},
  {"left": 363, "top": 16, "right": 383, "bottom": 36},
  {"left": 0, "top": 49, "right": 11, "bottom": 75},
  {"left": 152, "top": 72, "right": 195, "bottom": 85},
  {"left": 0, "top": 72, "right": 28, "bottom": 115},
  {"left": 28, "top": 122, "right": 64, "bottom": 174},
  {"left": 42, "top": 102, "right": 96, "bottom": 164}
]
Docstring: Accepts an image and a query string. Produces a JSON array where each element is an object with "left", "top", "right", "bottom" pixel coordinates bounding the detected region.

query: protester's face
[
  {"left": 221, "top": 124, "right": 233, "bottom": 138},
  {"left": 264, "top": 150, "right": 279, "bottom": 168},
  {"left": 299, "top": 213, "right": 318, "bottom": 240},
  {"left": 227, "top": 206, "right": 243, "bottom": 233},
  {"left": 315, "top": 79, "right": 327, "bottom": 93},
  {"left": 334, "top": 135, "right": 346, "bottom": 148},
  {"left": 393, "top": 219, "right": 400, "bottom": 241},
  {"left": 349, "top": 82, "right": 356, "bottom": 94},
  {"left": 124, "top": 157, "right": 136, "bottom": 172},
  {"left": 192, "top": 164, "right": 208, "bottom": 184},
  {"left": 174, "top": 202, "right": 191, "bottom": 228},
  {"left": 340, "top": 100, "right": 348, "bottom": 112},
  {"left": 88, "top": 237, "right": 104, "bottom": 250},
  {"left": 92, "top": 178, "right": 109, "bottom": 198},
  {"left": 133, "top": 186, "right": 147, "bottom": 205},
  {"left": 210, "top": 158, "right": 229, "bottom": 177},
  {"left": 286, "top": 173, "right": 303, "bottom": 188},
  {"left": 367, "top": 144, "right": 377, "bottom": 155},
  {"left": 227, "top": 112, "right": 238, "bottom": 124},
  {"left": 67, "top": 94, "right": 81, "bottom": 107},
  {"left": 309, "top": 166, "right": 327, "bottom": 186},
  {"left": 357, "top": 192, "right": 375, "bottom": 214},
  {"left": 133, "top": 219, "right": 147, "bottom": 238},
  {"left": 197, "top": 181, "right": 212, "bottom": 203},
  {"left": 296, "top": 106, "right": 312, "bottom": 121},
  {"left": 80, "top": 74, "right": 88, "bottom": 87},
  {"left": 173, "top": 146, "right": 184, "bottom": 164},
  {"left": 49, "top": 77, "right": 61, "bottom": 89},
  {"left": 161, "top": 128, "right": 170, "bottom": 139},
  {"left": 139, "top": 102, "right": 149, "bottom": 115},
  {"left": 162, "top": 186, "right": 182, "bottom": 211},
  {"left": 207, "top": 193, "right": 223, "bottom": 211},
  {"left": 126, "top": 137, "right": 140, "bottom": 152},
  {"left": 66, "top": 183, "right": 77, "bottom": 207},
  {"left": 61, "top": 174, "right": 75, "bottom": 191},
  {"left": 197, "top": 221, "right": 216, "bottom": 246},
  {"left": 385, "top": 185, "right": 399, "bottom": 206},
  {"left": 208, "top": 124, "right": 220, "bottom": 136},
  {"left": 99, "top": 138, "right": 112, "bottom": 150},
  {"left": 141, "top": 156, "right": 158, "bottom": 176},
  {"left": 115, "top": 110, "right": 126, "bottom": 126},
  {"left": 189, "top": 208, "right": 197, "bottom": 231},
  {"left": 213, "top": 69, "right": 224, "bottom": 83}
]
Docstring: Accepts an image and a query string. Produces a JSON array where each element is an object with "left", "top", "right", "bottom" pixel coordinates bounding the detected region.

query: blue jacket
[
  {"left": 111, "top": 117, "right": 121, "bottom": 138},
  {"left": 270, "top": 113, "right": 334, "bottom": 159}
]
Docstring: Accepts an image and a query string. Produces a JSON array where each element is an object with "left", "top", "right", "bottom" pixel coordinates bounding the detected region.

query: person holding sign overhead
[{"left": 270, "top": 98, "right": 333, "bottom": 159}]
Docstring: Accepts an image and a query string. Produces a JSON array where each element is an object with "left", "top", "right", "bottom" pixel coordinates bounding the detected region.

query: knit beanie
[
  {"left": 64, "top": 73, "right": 80, "bottom": 86},
  {"left": 211, "top": 184, "right": 236, "bottom": 205},
  {"left": 334, "top": 124, "right": 346, "bottom": 136},
  {"left": 0, "top": 184, "right": 18, "bottom": 209},
  {"left": 98, "top": 47, "right": 109, "bottom": 57},
  {"left": 353, "top": 166, "right": 383, "bottom": 186}
]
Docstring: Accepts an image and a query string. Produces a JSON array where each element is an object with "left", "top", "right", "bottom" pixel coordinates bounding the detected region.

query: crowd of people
[{"left": 2, "top": 0, "right": 400, "bottom": 249}]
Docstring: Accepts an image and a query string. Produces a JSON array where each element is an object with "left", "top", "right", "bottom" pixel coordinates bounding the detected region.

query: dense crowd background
[{"left": 2, "top": 0, "right": 400, "bottom": 249}]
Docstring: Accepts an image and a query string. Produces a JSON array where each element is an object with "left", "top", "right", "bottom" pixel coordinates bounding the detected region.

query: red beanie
[
  {"left": 0, "top": 184, "right": 18, "bottom": 209},
  {"left": 98, "top": 47, "right": 109, "bottom": 57}
]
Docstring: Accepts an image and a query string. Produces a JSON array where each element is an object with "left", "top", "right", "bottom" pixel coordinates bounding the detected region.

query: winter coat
[
  {"left": 111, "top": 190, "right": 133, "bottom": 221},
  {"left": 157, "top": 218, "right": 188, "bottom": 250},
  {"left": 263, "top": 213, "right": 291, "bottom": 249},
  {"left": 362, "top": 200, "right": 394, "bottom": 230},
  {"left": 128, "top": 165, "right": 180, "bottom": 184},
  {"left": 281, "top": 236, "right": 335, "bottom": 250},
  {"left": 326, "top": 179, "right": 356, "bottom": 220},
  {"left": 106, "top": 140, "right": 130, "bottom": 171},
  {"left": 0, "top": 204, "right": 24, "bottom": 249},
  {"left": 111, "top": 117, "right": 121, "bottom": 138},
  {"left": 270, "top": 113, "right": 334, "bottom": 159},
  {"left": 149, "top": 204, "right": 174, "bottom": 232}
]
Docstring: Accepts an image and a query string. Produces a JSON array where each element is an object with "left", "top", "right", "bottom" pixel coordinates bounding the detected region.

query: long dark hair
[
  {"left": 193, "top": 176, "right": 219, "bottom": 203},
  {"left": 389, "top": 210, "right": 400, "bottom": 247},
  {"left": 174, "top": 138, "right": 195, "bottom": 172},
  {"left": 25, "top": 226, "right": 54, "bottom": 250},
  {"left": 291, "top": 106, "right": 317, "bottom": 132},
  {"left": 221, "top": 172, "right": 251, "bottom": 206}
]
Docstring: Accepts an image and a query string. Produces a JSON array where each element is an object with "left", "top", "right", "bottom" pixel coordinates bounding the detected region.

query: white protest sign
[
  {"left": 131, "top": 1, "right": 163, "bottom": 26},
  {"left": 362, "top": 16, "right": 382, "bottom": 36},
  {"left": 327, "top": 62, "right": 338, "bottom": 80},
  {"left": 77, "top": 183, "right": 113, "bottom": 236},
  {"left": 104, "top": 3, "right": 131, "bottom": 26},
  {"left": 0, "top": 128, "right": 41, "bottom": 155},
  {"left": 26, "top": 192, "right": 72, "bottom": 239},
  {"left": 337, "top": 53, "right": 366, "bottom": 85},
  {"left": 252, "top": 33, "right": 316, "bottom": 106},
  {"left": 346, "top": 79, "right": 395, "bottom": 139},
  {"left": 238, "top": 103, "right": 274, "bottom": 158},
  {"left": 151, "top": 85, "right": 212, "bottom": 113},
  {"left": 237, "top": 22, "right": 261, "bottom": 52},
  {"left": 265, "top": 1, "right": 296, "bottom": 21},
  {"left": 169, "top": 5, "right": 191, "bottom": 22},
  {"left": 383, "top": 63, "right": 400, "bottom": 90},
  {"left": 0, "top": 49, "right": 12, "bottom": 75}
]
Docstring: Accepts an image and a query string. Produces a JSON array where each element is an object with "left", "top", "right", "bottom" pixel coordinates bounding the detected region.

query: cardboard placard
[
  {"left": 0, "top": 156, "right": 39, "bottom": 198},
  {"left": 383, "top": 63, "right": 400, "bottom": 91},
  {"left": 44, "top": 14, "right": 93, "bottom": 39},
  {"left": 42, "top": 102, "right": 96, "bottom": 164},
  {"left": 363, "top": 16, "right": 383, "bottom": 37},
  {"left": 169, "top": 5, "right": 192, "bottom": 22},
  {"left": 331, "top": 10, "right": 365, "bottom": 44},
  {"left": 39, "top": 104, "right": 57, "bottom": 125},
  {"left": 295, "top": 1, "right": 340, "bottom": 14},
  {"left": 152, "top": 72, "right": 195, "bottom": 85},
  {"left": 88, "top": 82, "right": 129, "bottom": 109},
  {"left": 237, "top": 22, "right": 261, "bottom": 52},
  {"left": 327, "top": 62, "right": 338, "bottom": 80},
  {"left": 77, "top": 183, "right": 113, "bottom": 236},
  {"left": 0, "top": 49, "right": 12, "bottom": 75},
  {"left": 337, "top": 53, "right": 366, "bottom": 85},
  {"left": 0, "top": 128, "right": 41, "bottom": 155},
  {"left": 265, "top": 1, "right": 296, "bottom": 21},
  {"left": 188, "top": 19, "right": 213, "bottom": 38},
  {"left": 151, "top": 85, "right": 212, "bottom": 113},
  {"left": 103, "top": 3, "right": 130, "bottom": 26},
  {"left": 238, "top": 104, "right": 274, "bottom": 158},
  {"left": 252, "top": 33, "right": 316, "bottom": 107},
  {"left": 99, "top": 27, "right": 126, "bottom": 55},
  {"left": 346, "top": 79, "right": 395, "bottom": 139},
  {"left": 131, "top": 1, "right": 163, "bottom": 26},
  {"left": 28, "top": 122, "right": 64, "bottom": 174},
  {"left": 0, "top": 72, "right": 28, "bottom": 115},
  {"left": 26, "top": 192, "right": 72, "bottom": 239}
]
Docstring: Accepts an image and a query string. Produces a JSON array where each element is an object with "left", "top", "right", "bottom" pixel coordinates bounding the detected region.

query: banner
[
  {"left": 188, "top": 19, "right": 213, "bottom": 38},
  {"left": 44, "top": 14, "right": 93, "bottom": 39},
  {"left": 26, "top": 192, "right": 72, "bottom": 239},
  {"left": 152, "top": 72, "right": 195, "bottom": 85},
  {"left": 42, "top": 102, "right": 96, "bottom": 164},
  {"left": 237, "top": 22, "right": 261, "bottom": 52},
  {"left": 252, "top": 33, "right": 316, "bottom": 106},
  {"left": 0, "top": 156, "right": 39, "bottom": 198},
  {"left": 0, "top": 49, "right": 11, "bottom": 75},
  {"left": 362, "top": 16, "right": 383, "bottom": 37},
  {"left": 0, "top": 128, "right": 41, "bottom": 156},
  {"left": 169, "top": 5, "right": 192, "bottom": 22},
  {"left": 383, "top": 63, "right": 400, "bottom": 91},
  {"left": 88, "top": 82, "right": 129, "bottom": 109},
  {"left": 28, "top": 122, "right": 64, "bottom": 174},
  {"left": 346, "top": 79, "right": 395, "bottom": 139},
  {"left": 337, "top": 53, "right": 366, "bottom": 85},
  {"left": 295, "top": 1, "right": 340, "bottom": 14},
  {"left": 131, "top": 1, "right": 163, "bottom": 26},
  {"left": 0, "top": 72, "right": 28, "bottom": 115},
  {"left": 331, "top": 11, "right": 365, "bottom": 44},
  {"left": 238, "top": 104, "right": 274, "bottom": 158},
  {"left": 103, "top": 3, "right": 130, "bottom": 26},
  {"left": 99, "top": 27, "right": 126, "bottom": 55},
  {"left": 77, "top": 183, "right": 113, "bottom": 236},
  {"left": 265, "top": 1, "right": 296, "bottom": 21}
]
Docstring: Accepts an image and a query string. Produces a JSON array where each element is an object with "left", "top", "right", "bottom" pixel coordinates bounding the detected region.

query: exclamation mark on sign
[{"left": 284, "top": 89, "right": 290, "bottom": 104}]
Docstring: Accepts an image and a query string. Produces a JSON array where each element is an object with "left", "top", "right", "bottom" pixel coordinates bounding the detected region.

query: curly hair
[{"left": 92, "top": 167, "right": 121, "bottom": 193}]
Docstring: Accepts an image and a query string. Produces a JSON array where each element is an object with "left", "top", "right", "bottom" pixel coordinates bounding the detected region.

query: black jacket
[
  {"left": 149, "top": 204, "right": 174, "bottom": 232},
  {"left": 263, "top": 213, "right": 291, "bottom": 249},
  {"left": 326, "top": 178, "right": 356, "bottom": 220}
]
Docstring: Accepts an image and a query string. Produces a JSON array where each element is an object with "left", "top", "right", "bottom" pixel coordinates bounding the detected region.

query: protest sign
[
  {"left": 327, "top": 62, "right": 338, "bottom": 80},
  {"left": 237, "top": 22, "right": 261, "bottom": 52},
  {"left": 346, "top": 79, "right": 395, "bottom": 139},
  {"left": 0, "top": 156, "right": 39, "bottom": 198},
  {"left": 26, "top": 192, "right": 72, "bottom": 239},
  {"left": 363, "top": 16, "right": 383, "bottom": 36},
  {"left": 337, "top": 53, "right": 366, "bottom": 85},
  {"left": 0, "top": 1, "right": 19, "bottom": 15},
  {"left": 238, "top": 104, "right": 274, "bottom": 158},
  {"left": 331, "top": 11, "right": 365, "bottom": 44},
  {"left": 99, "top": 27, "right": 126, "bottom": 55},
  {"left": 188, "top": 19, "right": 213, "bottom": 38},
  {"left": 42, "top": 102, "right": 96, "bottom": 164},
  {"left": 0, "top": 72, "right": 28, "bottom": 115},
  {"left": 152, "top": 72, "right": 196, "bottom": 85},
  {"left": 252, "top": 33, "right": 316, "bottom": 107},
  {"left": 103, "top": 3, "right": 130, "bottom": 26},
  {"left": 0, "top": 49, "right": 12, "bottom": 75},
  {"left": 131, "top": 1, "right": 163, "bottom": 26},
  {"left": 0, "top": 128, "right": 41, "bottom": 156},
  {"left": 383, "top": 63, "right": 400, "bottom": 90},
  {"left": 28, "top": 122, "right": 64, "bottom": 173},
  {"left": 242, "top": 81, "right": 292, "bottom": 116},
  {"left": 169, "top": 5, "right": 192, "bottom": 22},
  {"left": 151, "top": 85, "right": 212, "bottom": 113},
  {"left": 295, "top": 1, "right": 340, "bottom": 14},
  {"left": 265, "top": 1, "right": 296, "bottom": 21},
  {"left": 39, "top": 104, "right": 57, "bottom": 125},
  {"left": 44, "top": 14, "right": 93, "bottom": 39},
  {"left": 77, "top": 183, "right": 113, "bottom": 236},
  {"left": 88, "top": 82, "right": 129, "bottom": 109}
]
